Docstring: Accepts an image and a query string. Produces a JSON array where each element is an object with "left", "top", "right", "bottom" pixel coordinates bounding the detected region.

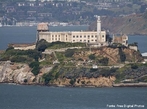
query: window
[
  {"left": 84, "top": 36, "right": 86, "bottom": 38},
  {"left": 55, "top": 35, "right": 57, "bottom": 37},
  {"left": 91, "top": 35, "right": 93, "bottom": 38},
  {"left": 52, "top": 35, "right": 54, "bottom": 37},
  {"left": 88, "top": 35, "right": 90, "bottom": 38},
  {"left": 80, "top": 36, "right": 82, "bottom": 38},
  {"left": 73, "top": 40, "right": 75, "bottom": 42},
  {"left": 102, "top": 35, "right": 104, "bottom": 37},
  {"left": 73, "top": 36, "right": 75, "bottom": 38},
  {"left": 80, "top": 40, "right": 82, "bottom": 42},
  {"left": 95, "top": 35, "right": 97, "bottom": 38},
  {"left": 95, "top": 40, "right": 97, "bottom": 41},
  {"left": 76, "top": 35, "right": 78, "bottom": 38},
  {"left": 84, "top": 40, "right": 86, "bottom": 42},
  {"left": 91, "top": 40, "right": 93, "bottom": 41}
]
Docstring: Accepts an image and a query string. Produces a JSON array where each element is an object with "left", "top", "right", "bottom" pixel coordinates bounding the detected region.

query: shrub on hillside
[
  {"left": 89, "top": 54, "right": 95, "bottom": 60},
  {"left": 29, "top": 61, "right": 40, "bottom": 75},
  {"left": 10, "top": 56, "right": 27, "bottom": 62},
  {"left": 98, "top": 57, "right": 109, "bottom": 66},
  {"left": 65, "top": 49, "right": 76, "bottom": 57},
  {"left": 36, "top": 39, "right": 49, "bottom": 52}
]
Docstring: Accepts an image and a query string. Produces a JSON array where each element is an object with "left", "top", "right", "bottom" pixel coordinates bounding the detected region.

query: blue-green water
[
  {"left": 0, "top": 26, "right": 147, "bottom": 53},
  {"left": 0, "top": 84, "right": 146, "bottom": 109}
]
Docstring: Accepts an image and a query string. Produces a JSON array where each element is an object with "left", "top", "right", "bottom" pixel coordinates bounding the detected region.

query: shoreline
[
  {"left": 1, "top": 82, "right": 147, "bottom": 88},
  {"left": 113, "top": 82, "right": 147, "bottom": 87}
]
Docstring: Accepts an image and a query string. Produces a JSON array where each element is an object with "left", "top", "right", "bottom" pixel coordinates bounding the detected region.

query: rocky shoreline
[
  {"left": 1, "top": 61, "right": 147, "bottom": 88},
  {"left": 1, "top": 82, "right": 147, "bottom": 88}
]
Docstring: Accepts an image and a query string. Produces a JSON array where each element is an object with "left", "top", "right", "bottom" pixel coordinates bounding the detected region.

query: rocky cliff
[
  {"left": 0, "top": 61, "right": 116, "bottom": 87},
  {"left": 89, "top": 14, "right": 147, "bottom": 35},
  {"left": 52, "top": 76, "right": 116, "bottom": 87},
  {"left": 0, "top": 62, "right": 36, "bottom": 84}
]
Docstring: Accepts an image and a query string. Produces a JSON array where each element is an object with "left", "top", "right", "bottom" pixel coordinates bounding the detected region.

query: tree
[
  {"left": 119, "top": 48, "right": 126, "bottom": 62},
  {"left": 36, "top": 39, "right": 48, "bottom": 52},
  {"left": 89, "top": 54, "right": 95, "bottom": 60},
  {"left": 98, "top": 57, "right": 109, "bottom": 66},
  {"left": 29, "top": 61, "right": 40, "bottom": 75}
]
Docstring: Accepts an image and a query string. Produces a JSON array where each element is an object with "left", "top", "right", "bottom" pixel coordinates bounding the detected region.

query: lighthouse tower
[{"left": 97, "top": 16, "right": 101, "bottom": 42}]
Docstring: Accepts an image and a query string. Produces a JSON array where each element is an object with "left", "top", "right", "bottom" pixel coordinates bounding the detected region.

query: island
[{"left": 0, "top": 16, "right": 147, "bottom": 87}]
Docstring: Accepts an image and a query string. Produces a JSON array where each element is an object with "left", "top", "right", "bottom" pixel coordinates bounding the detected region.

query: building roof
[{"left": 37, "top": 23, "right": 49, "bottom": 31}]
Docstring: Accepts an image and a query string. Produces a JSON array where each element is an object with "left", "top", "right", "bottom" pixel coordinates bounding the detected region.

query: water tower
[{"left": 36, "top": 23, "right": 49, "bottom": 42}]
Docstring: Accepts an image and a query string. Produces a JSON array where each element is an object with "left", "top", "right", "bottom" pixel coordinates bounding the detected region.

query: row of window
[
  {"left": 73, "top": 35, "right": 97, "bottom": 38},
  {"left": 72, "top": 35, "right": 105, "bottom": 38},
  {"left": 49, "top": 35, "right": 105, "bottom": 38},
  {"left": 51, "top": 35, "right": 68, "bottom": 37},
  {"left": 52, "top": 38, "right": 68, "bottom": 41},
  {"left": 73, "top": 39, "right": 97, "bottom": 42}
]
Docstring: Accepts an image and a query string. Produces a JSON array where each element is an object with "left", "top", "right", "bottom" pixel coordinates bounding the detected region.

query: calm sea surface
[
  {"left": 0, "top": 26, "right": 147, "bottom": 53},
  {"left": 0, "top": 84, "right": 147, "bottom": 109}
]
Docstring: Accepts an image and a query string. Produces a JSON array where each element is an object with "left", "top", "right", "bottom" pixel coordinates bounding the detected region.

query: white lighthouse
[{"left": 97, "top": 16, "right": 101, "bottom": 42}]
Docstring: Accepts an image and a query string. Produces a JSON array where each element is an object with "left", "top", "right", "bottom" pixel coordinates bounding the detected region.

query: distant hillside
[{"left": 89, "top": 13, "right": 147, "bottom": 35}]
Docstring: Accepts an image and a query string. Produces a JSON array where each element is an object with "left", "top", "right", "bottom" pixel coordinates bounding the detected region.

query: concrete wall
[{"left": 14, "top": 45, "right": 36, "bottom": 50}]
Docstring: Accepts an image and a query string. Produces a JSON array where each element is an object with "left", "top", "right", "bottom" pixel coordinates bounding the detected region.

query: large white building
[{"left": 37, "top": 16, "right": 108, "bottom": 46}]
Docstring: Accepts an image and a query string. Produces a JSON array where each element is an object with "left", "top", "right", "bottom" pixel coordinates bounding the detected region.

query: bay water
[{"left": 0, "top": 84, "right": 146, "bottom": 109}]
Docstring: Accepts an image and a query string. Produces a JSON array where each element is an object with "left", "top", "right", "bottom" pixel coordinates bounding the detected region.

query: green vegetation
[
  {"left": 97, "top": 57, "right": 109, "bottom": 66},
  {"left": 114, "top": 63, "right": 147, "bottom": 83},
  {"left": 0, "top": 47, "right": 42, "bottom": 76},
  {"left": 29, "top": 61, "right": 40, "bottom": 75},
  {"left": 0, "top": 48, "right": 41, "bottom": 62},
  {"left": 42, "top": 65, "right": 60, "bottom": 85},
  {"left": 64, "top": 49, "right": 76, "bottom": 57},
  {"left": 36, "top": 39, "right": 48, "bottom": 52},
  {"left": 89, "top": 54, "right": 96, "bottom": 60},
  {"left": 119, "top": 48, "right": 126, "bottom": 62},
  {"left": 37, "top": 39, "right": 86, "bottom": 50},
  {"left": 47, "top": 42, "right": 86, "bottom": 49}
]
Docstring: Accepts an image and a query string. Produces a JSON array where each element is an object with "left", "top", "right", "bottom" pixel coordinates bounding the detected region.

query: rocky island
[{"left": 0, "top": 40, "right": 147, "bottom": 87}]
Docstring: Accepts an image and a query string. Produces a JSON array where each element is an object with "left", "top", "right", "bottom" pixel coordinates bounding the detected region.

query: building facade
[
  {"left": 112, "top": 34, "right": 128, "bottom": 46},
  {"left": 37, "top": 16, "right": 108, "bottom": 46}
]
